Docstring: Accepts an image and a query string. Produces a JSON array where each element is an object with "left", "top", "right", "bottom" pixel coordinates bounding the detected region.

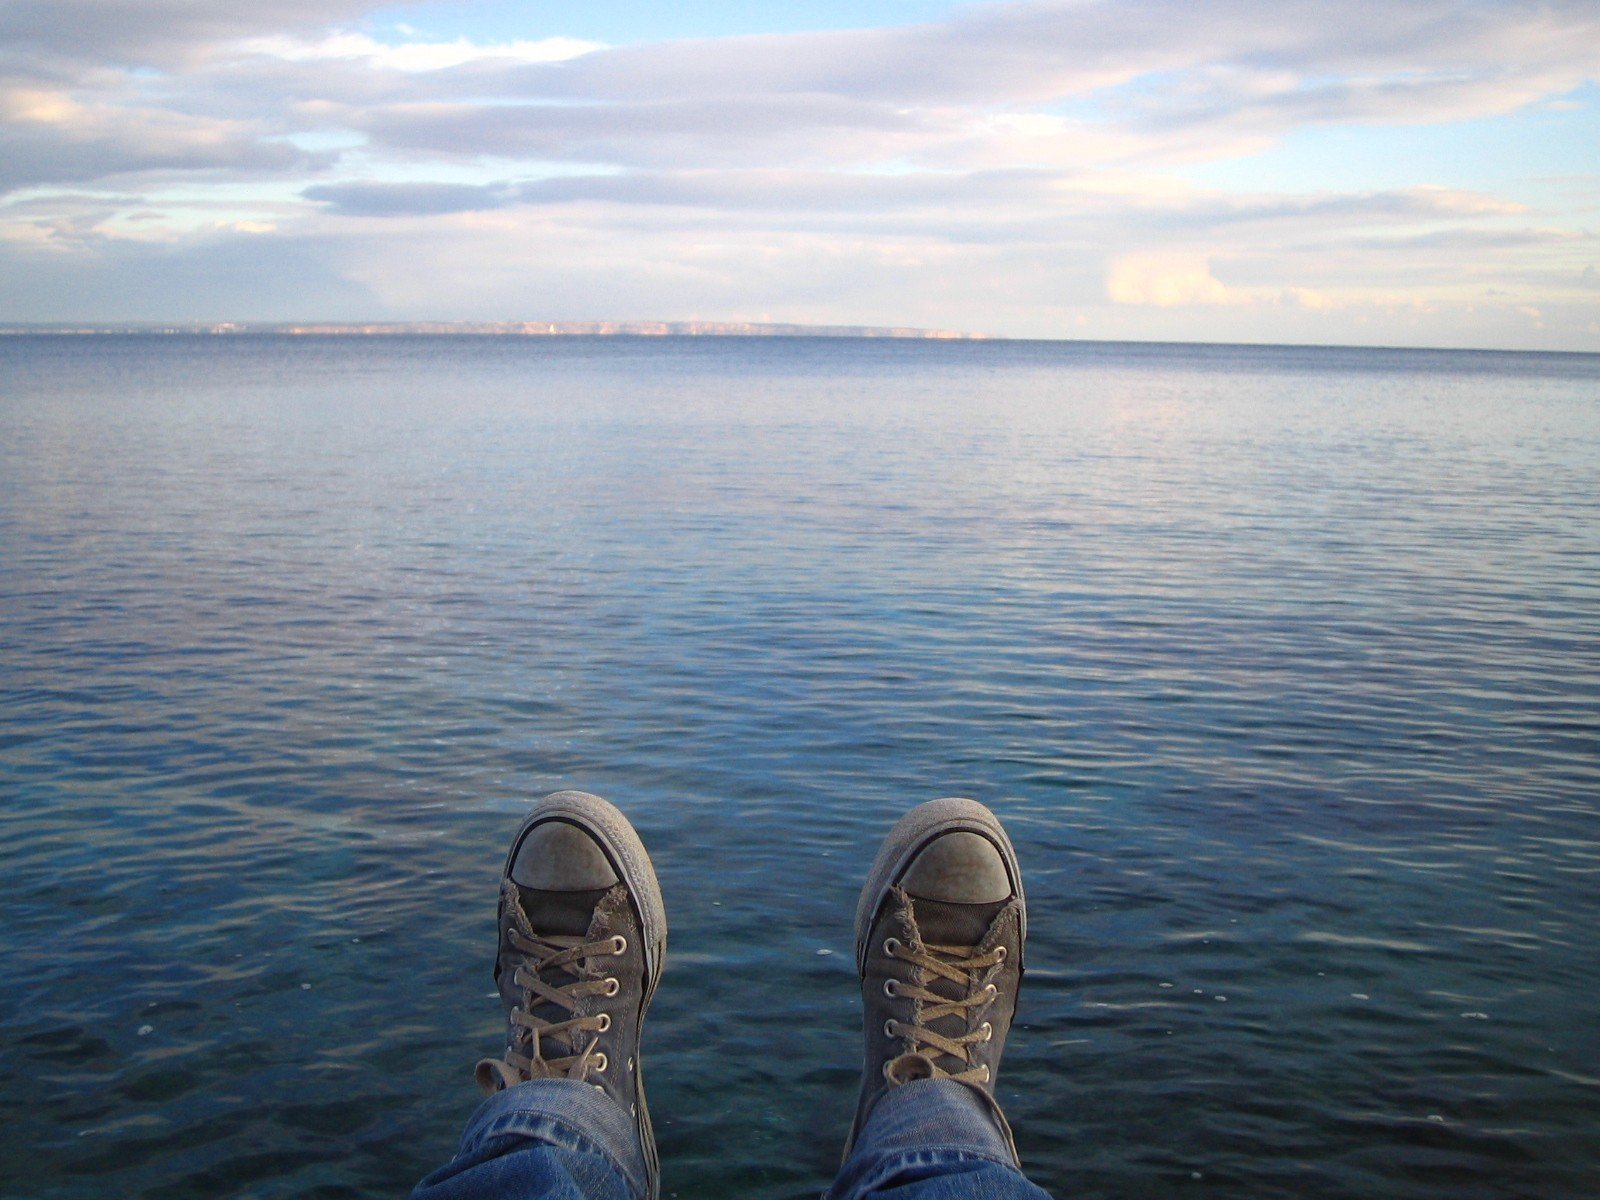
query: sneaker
[
  {"left": 475, "top": 790, "right": 668, "bottom": 1197},
  {"left": 846, "top": 797, "right": 1027, "bottom": 1161}
]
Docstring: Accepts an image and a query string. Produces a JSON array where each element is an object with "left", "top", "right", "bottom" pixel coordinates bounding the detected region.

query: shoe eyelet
[
  {"left": 883, "top": 1019, "right": 897, "bottom": 1038},
  {"left": 883, "top": 937, "right": 900, "bottom": 955},
  {"left": 883, "top": 979, "right": 898, "bottom": 998},
  {"left": 603, "top": 977, "right": 620, "bottom": 997},
  {"left": 980, "top": 1064, "right": 991, "bottom": 1083},
  {"left": 610, "top": 935, "right": 627, "bottom": 955},
  {"left": 995, "top": 946, "right": 1007, "bottom": 962},
  {"left": 984, "top": 983, "right": 998, "bottom": 999},
  {"left": 593, "top": 1083, "right": 607, "bottom": 1094},
  {"left": 592, "top": 1052, "right": 608, "bottom": 1072},
  {"left": 980, "top": 1021, "right": 993, "bottom": 1042},
  {"left": 595, "top": 1013, "right": 612, "bottom": 1033}
]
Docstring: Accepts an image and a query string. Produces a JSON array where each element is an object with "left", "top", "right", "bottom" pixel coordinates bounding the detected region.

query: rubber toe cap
[
  {"left": 511, "top": 820, "right": 621, "bottom": 890},
  {"left": 899, "top": 831, "right": 1013, "bottom": 904}
]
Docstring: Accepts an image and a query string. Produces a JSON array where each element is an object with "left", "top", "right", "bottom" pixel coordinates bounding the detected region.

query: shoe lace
[
  {"left": 477, "top": 886, "right": 623, "bottom": 1094},
  {"left": 883, "top": 936, "right": 1005, "bottom": 1086}
]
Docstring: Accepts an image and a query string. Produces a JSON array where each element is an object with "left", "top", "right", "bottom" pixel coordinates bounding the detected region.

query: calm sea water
[{"left": 1, "top": 335, "right": 1597, "bottom": 1199}]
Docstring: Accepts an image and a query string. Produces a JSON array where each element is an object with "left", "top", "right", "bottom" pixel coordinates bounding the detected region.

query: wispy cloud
[
  {"left": 237, "top": 31, "right": 603, "bottom": 72},
  {"left": 0, "top": 0, "right": 384, "bottom": 67}
]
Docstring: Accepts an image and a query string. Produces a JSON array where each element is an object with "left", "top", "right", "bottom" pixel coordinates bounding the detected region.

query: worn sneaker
[
  {"left": 475, "top": 791, "right": 668, "bottom": 1197},
  {"left": 846, "top": 797, "right": 1027, "bottom": 1161}
]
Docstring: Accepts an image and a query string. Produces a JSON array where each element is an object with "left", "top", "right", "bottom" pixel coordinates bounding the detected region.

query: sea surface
[{"left": 1, "top": 334, "right": 1597, "bottom": 1200}]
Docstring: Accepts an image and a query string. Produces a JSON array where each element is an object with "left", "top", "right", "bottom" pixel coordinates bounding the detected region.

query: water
[{"left": 1, "top": 334, "right": 1597, "bottom": 1199}]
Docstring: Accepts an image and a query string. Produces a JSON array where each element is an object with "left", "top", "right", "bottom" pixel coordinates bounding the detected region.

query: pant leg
[
  {"left": 411, "top": 1079, "right": 650, "bottom": 1200},
  {"left": 827, "top": 1079, "right": 1052, "bottom": 1200}
]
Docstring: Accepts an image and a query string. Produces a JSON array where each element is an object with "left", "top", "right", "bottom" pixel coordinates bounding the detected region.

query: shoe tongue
[
  {"left": 508, "top": 884, "right": 617, "bottom": 1060},
  {"left": 909, "top": 895, "right": 1008, "bottom": 950},
  {"left": 902, "top": 894, "right": 1010, "bottom": 1071},
  {"left": 515, "top": 885, "right": 614, "bottom": 939}
]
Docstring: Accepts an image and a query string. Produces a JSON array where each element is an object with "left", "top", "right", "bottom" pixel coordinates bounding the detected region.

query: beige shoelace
[
  {"left": 477, "top": 920, "right": 623, "bottom": 1094},
  {"left": 882, "top": 936, "right": 1006, "bottom": 1085}
]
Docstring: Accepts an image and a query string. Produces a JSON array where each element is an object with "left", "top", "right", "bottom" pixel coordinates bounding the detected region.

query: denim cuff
[
  {"left": 456, "top": 1079, "right": 650, "bottom": 1200},
  {"left": 829, "top": 1078, "right": 1023, "bottom": 1199},
  {"left": 860, "top": 1078, "right": 1017, "bottom": 1161}
]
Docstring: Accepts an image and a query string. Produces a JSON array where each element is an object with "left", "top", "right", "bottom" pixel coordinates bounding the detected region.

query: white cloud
[
  {"left": 0, "top": 82, "right": 318, "bottom": 191},
  {"left": 1108, "top": 254, "right": 1238, "bottom": 307},
  {"left": 238, "top": 32, "right": 604, "bottom": 72},
  {"left": 0, "top": 0, "right": 389, "bottom": 67}
]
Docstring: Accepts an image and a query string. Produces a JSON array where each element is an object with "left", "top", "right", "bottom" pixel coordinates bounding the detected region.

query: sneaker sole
[
  {"left": 853, "top": 797, "right": 1026, "bottom": 977},
  {"left": 506, "top": 790, "right": 668, "bottom": 1199}
]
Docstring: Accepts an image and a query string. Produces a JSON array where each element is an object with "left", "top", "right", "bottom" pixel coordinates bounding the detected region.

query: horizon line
[{"left": 2, "top": 321, "right": 1597, "bottom": 358}]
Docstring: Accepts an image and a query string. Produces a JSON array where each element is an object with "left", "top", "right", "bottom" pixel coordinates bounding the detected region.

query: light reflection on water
[{"left": 2, "top": 335, "right": 1598, "bottom": 1198}]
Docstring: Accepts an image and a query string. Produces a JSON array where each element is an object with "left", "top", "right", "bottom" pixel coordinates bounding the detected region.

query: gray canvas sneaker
[
  {"left": 474, "top": 791, "right": 668, "bottom": 1198},
  {"left": 846, "top": 797, "right": 1027, "bottom": 1163}
]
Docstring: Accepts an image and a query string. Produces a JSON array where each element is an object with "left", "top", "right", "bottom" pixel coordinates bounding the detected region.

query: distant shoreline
[
  {"left": 0, "top": 320, "right": 994, "bottom": 340},
  {"left": 4, "top": 326, "right": 1596, "bottom": 358}
]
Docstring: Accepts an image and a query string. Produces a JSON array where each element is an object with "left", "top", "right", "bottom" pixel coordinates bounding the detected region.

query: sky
[{"left": 1, "top": 0, "right": 1597, "bottom": 348}]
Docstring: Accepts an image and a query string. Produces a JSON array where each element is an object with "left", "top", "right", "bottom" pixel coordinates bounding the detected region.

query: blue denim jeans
[{"left": 412, "top": 1077, "right": 1051, "bottom": 1199}]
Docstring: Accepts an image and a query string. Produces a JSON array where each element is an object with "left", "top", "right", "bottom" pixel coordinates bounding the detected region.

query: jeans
[{"left": 412, "top": 1077, "right": 1051, "bottom": 1200}]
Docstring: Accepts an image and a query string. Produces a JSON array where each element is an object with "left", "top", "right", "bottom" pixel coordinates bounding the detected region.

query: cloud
[
  {"left": 1345, "top": 227, "right": 1585, "bottom": 251},
  {"left": 299, "top": 169, "right": 1538, "bottom": 259},
  {"left": 354, "top": 95, "right": 936, "bottom": 171},
  {"left": 0, "top": 1, "right": 388, "bottom": 68},
  {"left": 303, "top": 180, "right": 516, "bottom": 217},
  {"left": 237, "top": 32, "right": 603, "bottom": 72},
  {"left": 0, "top": 85, "right": 318, "bottom": 191},
  {"left": 1108, "top": 253, "right": 1238, "bottom": 306}
]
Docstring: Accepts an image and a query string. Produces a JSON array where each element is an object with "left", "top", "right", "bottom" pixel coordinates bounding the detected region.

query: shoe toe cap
[
  {"left": 899, "top": 831, "right": 1012, "bottom": 903},
  {"left": 512, "top": 820, "right": 621, "bottom": 890}
]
